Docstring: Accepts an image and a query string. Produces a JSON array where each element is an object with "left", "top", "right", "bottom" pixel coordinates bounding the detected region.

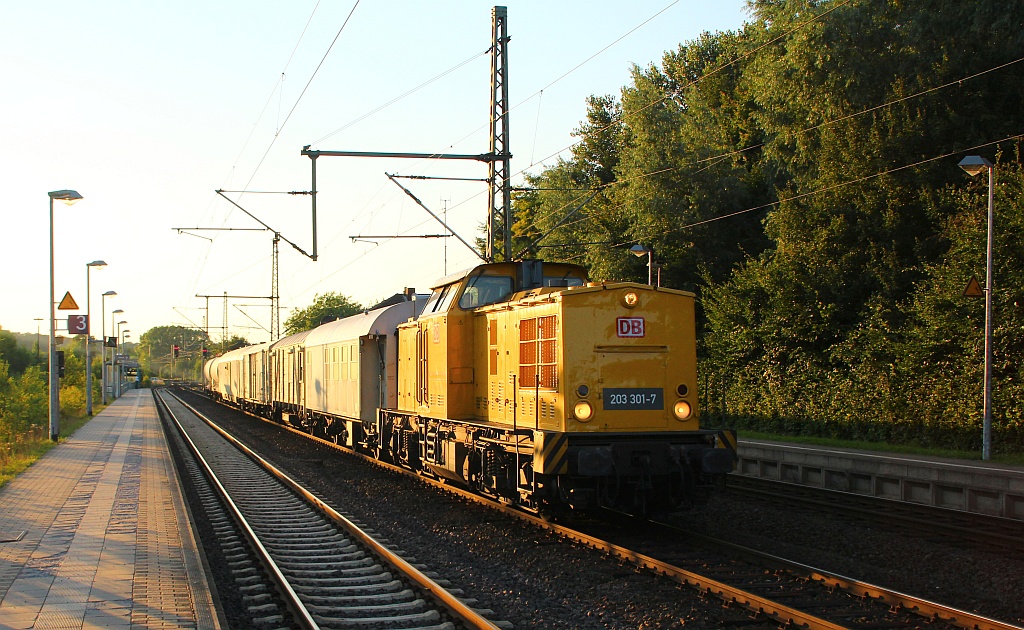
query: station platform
[
  {"left": 0, "top": 389, "right": 221, "bottom": 629},
  {"left": 734, "top": 439, "right": 1024, "bottom": 520}
]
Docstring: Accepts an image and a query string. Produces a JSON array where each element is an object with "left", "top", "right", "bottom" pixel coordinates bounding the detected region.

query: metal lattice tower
[
  {"left": 488, "top": 6, "right": 512, "bottom": 262},
  {"left": 302, "top": 6, "right": 512, "bottom": 263}
]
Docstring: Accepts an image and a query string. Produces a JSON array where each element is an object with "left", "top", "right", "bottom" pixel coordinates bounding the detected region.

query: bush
[
  {"left": 59, "top": 384, "right": 85, "bottom": 418},
  {"left": 0, "top": 366, "right": 47, "bottom": 434}
]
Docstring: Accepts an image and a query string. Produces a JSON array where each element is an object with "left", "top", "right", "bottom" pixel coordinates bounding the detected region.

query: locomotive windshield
[
  {"left": 422, "top": 261, "right": 588, "bottom": 314},
  {"left": 458, "top": 273, "right": 514, "bottom": 309}
]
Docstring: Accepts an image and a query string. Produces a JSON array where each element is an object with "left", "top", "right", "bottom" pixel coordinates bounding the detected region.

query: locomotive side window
[
  {"left": 424, "top": 283, "right": 459, "bottom": 314},
  {"left": 422, "top": 288, "right": 442, "bottom": 312},
  {"left": 437, "top": 283, "right": 459, "bottom": 312},
  {"left": 458, "top": 274, "right": 513, "bottom": 309},
  {"left": 543, "top": 273, "right": 585, "bottom": 287}
]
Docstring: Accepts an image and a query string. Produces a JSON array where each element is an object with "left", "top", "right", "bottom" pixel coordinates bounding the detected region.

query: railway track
[
  {"left": 175, "top": 388, "right": 1023, "bottom": 629},
  {"left": 155, "top": 389, "right": 506, "bottom": 630},
  {"left": 726, "top": 474, "right": 1024, "bottom": 558},
  {"left": 585, "top": 512, "right": 1021, "bottom": 630}
]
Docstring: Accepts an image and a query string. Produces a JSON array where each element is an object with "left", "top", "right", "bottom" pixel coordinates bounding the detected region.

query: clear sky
[{"left": 1, "top": 0, "right": 749, "bottom": 345}]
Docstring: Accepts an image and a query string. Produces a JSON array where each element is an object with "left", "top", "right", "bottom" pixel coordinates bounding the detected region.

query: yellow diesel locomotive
[{"left": 206, "top": 259, "right": 735, "bottom": 514}]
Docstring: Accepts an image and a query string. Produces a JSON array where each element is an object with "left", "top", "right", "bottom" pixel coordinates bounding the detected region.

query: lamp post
[
  {"left": 85, "top": 260, "right": 107, "bottom": 416},
  {"left": 121, "top": 331, "right": 131, "bottom": 391},
  {"left": 630, "top": 244, "right": 654, "bottom": 286},
  {"left": 101, "top": 292, "right": 116, "bottom": 404},
  {"left": 116, "top": 320, "right": 127, "bottom": 398},
  {"left": 958, "top": 155, "right": 995, "bottom": 461},
  {"left": 48, "top": 189, "right": 83, "bottom": 442},
  {"left": 111, "top": 310, "right": 124, "bottom": 399}
]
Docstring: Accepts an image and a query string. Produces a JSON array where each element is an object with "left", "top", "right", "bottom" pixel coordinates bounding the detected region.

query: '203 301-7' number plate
[{"left": 602, "top": 388, "right": 664, "bottom": 410}]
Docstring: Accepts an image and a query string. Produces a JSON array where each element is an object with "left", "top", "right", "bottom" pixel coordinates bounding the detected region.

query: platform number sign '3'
[
  {"left": 616, "top": 317, "right": 645, "bottom": 338},
  {"left": 67, "top": 314, "right": 89, "bottom": 335}
]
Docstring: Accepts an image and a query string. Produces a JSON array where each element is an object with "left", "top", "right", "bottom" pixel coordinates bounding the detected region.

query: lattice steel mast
[
  {"left": 488, "top": 6, "right": 512, "bottom": 262},
  {"left": 302, "top": 6, "right": 513, "bottom": 262}
]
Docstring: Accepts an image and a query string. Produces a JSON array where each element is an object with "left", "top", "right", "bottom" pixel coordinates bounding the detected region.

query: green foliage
[
  {"left": 0, "top": 365, "right": 48, "bottom": 434},
  {"left": 0, "top": 330, "right": 33, "bottom": 375},
  {"left": 283, "top": 292, "right": 362, "bottom": 336},
  {"left": 522, "top": 0, "right": 1024, "bottom": 454},
  {"left": 137, "top": 325, "right": 211, "bottom": 381}
]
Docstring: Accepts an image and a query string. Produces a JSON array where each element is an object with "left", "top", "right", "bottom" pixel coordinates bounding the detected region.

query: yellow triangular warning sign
[
  {"left": 963, "top": 276, "right": 985, "bottom": 298},
  {"left": 57, "top": 292, "right": 79, "bottom": 310}
]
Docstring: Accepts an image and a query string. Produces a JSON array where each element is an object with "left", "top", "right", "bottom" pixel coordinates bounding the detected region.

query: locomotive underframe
[
  {"left": 370, "top": 409, "right": 731, "bottom": 514},
  {"left": 210, "top": 390, "right": 732, "bottom": 514}
]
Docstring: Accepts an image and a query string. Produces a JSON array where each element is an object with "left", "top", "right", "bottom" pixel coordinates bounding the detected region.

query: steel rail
[
  {"left": 647, "top": 519, "right": 1023, "bottom": 630},
  {"left": 728, "top": 475, "right": 1024, "bottom": 553},
  {"left": 715, "top": 478, "right": 1024, "bottom": 629},
  {"left": 184, "top": 385, "right": 1024, "bottom": 630},
  {"left": 167, "top": 390, "right": 502, "bottom": 630},
  {"left": 155, "top": 390, "right": 318, "bottom": 629},
  {"left": 184, "top": 391, "right": 848, "bottom": 629},
  {"left": 186, "top": 387, "right": 1022, "bottom": 630}
]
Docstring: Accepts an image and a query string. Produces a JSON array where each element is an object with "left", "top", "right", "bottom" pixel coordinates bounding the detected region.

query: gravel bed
[
  {"left": 675, "top": 491, "right": 1024, "bottom": 626},
  {"left": 179, "top": 394, "right": 757, "bottom": 628},
  {"left": 178, "top": 391, "right": 1024, "bottom": 628}
]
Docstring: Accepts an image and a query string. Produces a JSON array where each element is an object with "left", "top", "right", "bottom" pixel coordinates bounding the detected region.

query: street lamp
[
  {"left": 121, "top": 331, "right": 131, "bottom": 392},
  {"left": 111, "top": 309, "right": 124, "bottom": 399},
  {"left": 48, "top": 189, "right": 83, "bottom": 442},
  {"left": 958, "top": 155, "right": 995, "bottom": 461},
  {"left": 116, "top": 320, "right": 127, "bottom": 398},
  {"left": 630, "top": 244, "right": 654, "bottom": 286},
  {"left": 101, "top": 291, "right": 116, "bottom": 404},
  {"left": 85, "top": 260, "right": 107, "bottom": 416}
]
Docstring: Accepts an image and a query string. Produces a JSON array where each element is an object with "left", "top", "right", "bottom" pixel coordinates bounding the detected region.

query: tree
[
  {"left": 137, "top": 326, "right": 211, "bottom": 379},
  {"left": 0, "top": 330, "right": 33, "bottom": 375},
  {"left": 283, "top": 293, "right": 362, "bottom": 336},
  {"left": 515, "top": 0, "right": 1024, "bottom": 452}
]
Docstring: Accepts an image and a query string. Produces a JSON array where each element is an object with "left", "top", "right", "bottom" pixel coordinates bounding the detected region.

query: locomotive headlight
[
  {"left": 673, "top": 400, "right": 692, "bottom": 421},
  {"left": 574, "top": 400, "right": 594, "bottom": 422},
  {"left": 622, "top": 291, "right": 639, "bottom": 308}
]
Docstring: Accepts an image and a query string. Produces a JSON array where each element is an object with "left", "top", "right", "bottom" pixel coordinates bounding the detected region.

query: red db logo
[{"left": 616, "top": 317, "right": 645, "bottom": 338}]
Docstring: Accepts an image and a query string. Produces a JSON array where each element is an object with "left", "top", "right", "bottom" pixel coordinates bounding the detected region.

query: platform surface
[{"left": 0, "top": 389, "right": 220, "bottom": 629}]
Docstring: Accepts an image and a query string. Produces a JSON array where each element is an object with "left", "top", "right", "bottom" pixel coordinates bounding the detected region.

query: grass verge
[{"left": 0, "top": 412, "right": 96, "bottom": 490}]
